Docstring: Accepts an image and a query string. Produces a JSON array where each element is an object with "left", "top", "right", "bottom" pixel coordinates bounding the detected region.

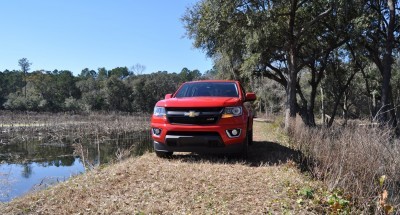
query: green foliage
[
  {"left": 252, "top": 76, "right": 285, "bottom": 114},
  {"left": 179, "top": 67, "right": 201, "bottom": 82},
  {"left": 3, "top": 88, "right": 42, "bottom": 111},
  {"left": 130, "top": 71, "right": 181, "bottom": 112},
  {"left": 326, "top": 192, "right": 350, "bottom": 213},
  {"left": 0, "top": 64, "right": 202, "bottom": 113},
  {"left": 105, "top": 76, "right": 131, "bottom": 111},
  {"left": 108, "top": 67, "right": 131, "bottom": 79},
  {"left": 79, "top": 68, "right": 97, "bottom": 79},
  {"left": 97, "top": 67, "right": 108, "bottom": 80},
  {"left": 26, "top": 70, "right": 80, "bottom": 111},
  {"left": 76, "top": 77, "right": 107, "bottom": 111},
  {"left": 297, "top": 187, "right": 314, "bottom": 199},
  {"left": 0, "top": 70, "right": 24, "bottom": 106}
]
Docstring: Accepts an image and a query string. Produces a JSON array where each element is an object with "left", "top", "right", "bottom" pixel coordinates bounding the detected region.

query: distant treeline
[{"left": 0, "top": 65, "right": 215, "bottom": 113}]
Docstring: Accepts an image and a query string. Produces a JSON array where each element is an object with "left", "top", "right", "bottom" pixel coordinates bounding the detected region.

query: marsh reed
[{"left": 0, "top": 111, "right": 153, "bottom": 165}]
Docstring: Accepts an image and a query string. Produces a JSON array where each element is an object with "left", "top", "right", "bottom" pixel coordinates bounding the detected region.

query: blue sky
[{"left": 0, "top": 0, "right": 212, "bottom": 75}]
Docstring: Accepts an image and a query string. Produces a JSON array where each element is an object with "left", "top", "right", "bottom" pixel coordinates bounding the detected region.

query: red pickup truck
[{"left": 150, "top": 80, "right": 256, "bottom": 158}]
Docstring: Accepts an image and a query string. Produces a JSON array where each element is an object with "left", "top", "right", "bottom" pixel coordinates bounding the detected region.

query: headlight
[
  {"left": 153, "top": 106, "right": 166, "bottom": 117},
  {"left": 222, "top": 106, "right": 242, "bottom": 118}
]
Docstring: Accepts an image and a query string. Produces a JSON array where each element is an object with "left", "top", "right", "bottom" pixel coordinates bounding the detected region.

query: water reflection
[
  {"left": 0, "top": 130, "right": 152, "bottom": 202},
  {"left": 0, "top": 158, "right": 84, "bottom": 202},
  {"left": 21, "top": 164, "right": 32, "bottom": 178}
]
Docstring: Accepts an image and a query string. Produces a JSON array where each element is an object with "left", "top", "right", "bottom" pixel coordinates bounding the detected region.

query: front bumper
[
  {"left": 151, "top": 117, "right": 247, "bottom": 145},
  {"left": 151, "top": 115, "right": 248, "bottom": 154},
  {"left": 153, "top": 140, "right": 244, "bottom": 154}
]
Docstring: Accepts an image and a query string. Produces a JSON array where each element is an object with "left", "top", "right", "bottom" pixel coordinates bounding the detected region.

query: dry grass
[
  {"left": 0, "top": 121, "right": 330, "bottom": 214},
  {"left": 0, "top": 111, "right": 149, "bottom": 132},
  {"left": 0, "top": 111, "right": 150, "bottom": 146},
  {"left": 290, "top": 118, "right": 400, "bottom": 214}
]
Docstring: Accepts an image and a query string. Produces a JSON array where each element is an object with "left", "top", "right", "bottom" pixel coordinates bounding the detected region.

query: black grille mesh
[{"left": 166, "top": 107, "right": 223, "bottom": 125}]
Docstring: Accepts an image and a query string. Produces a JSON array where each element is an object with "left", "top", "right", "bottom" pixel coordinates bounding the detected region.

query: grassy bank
[{"left": 0, "top": 121, "right": 332, "bottom": 214}]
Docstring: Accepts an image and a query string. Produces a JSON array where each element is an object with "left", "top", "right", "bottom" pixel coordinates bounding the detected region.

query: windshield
[{"left": 174, "top": 82, "right": 239, "bottom": 98}]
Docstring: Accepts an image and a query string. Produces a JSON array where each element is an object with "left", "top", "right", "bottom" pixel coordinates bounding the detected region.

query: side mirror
[
  {"left": 245, "top": 93, "right": 256, "bottom": 101},
  {"left": 165, "top": 94, "right": 172, "bottom": 99}
]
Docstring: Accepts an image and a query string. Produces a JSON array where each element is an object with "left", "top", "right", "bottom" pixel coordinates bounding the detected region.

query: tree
[
  {"left": 355, "top": 0, "right": 400, "bottom": 127},
  {"left": 76, "top": 77, "right": 106, "bottom": 111},
  {"left": 79, "top": 68, "right": 97, "bottom": 79},
  {"left": 203, "top": 67, "right": 218, "bottom": 79},
  {"left": 252, "top": 75, "right": 285, "bottom": 117},
  {"left": 18, "top": 58, "right": 32, "bottom": 98},
  {"left": 0, "top": 70, "right": 25, "bottom": 108},
  {"left": 130, "top": 72, "right": 181, "bottom": 112},
  {"left": 23, "top": 70, "right": 80, "bottom": 111},
  {"left": 3, "top": 80, "right": 42, "bottom": 111},
  {"left": 131, "top": 63, "right": 146, "bottom": 75},
  {"left": 105, "top": 76, "right": 131, "bottom": 111},
  {"left": 179, "top": 67, "right": 201, "bottom": 82},
  {"left": 183, "top": 0, "right": 360, "bottom": 128},
  {"left": 98, "top": 67, "right": 109, "bottom": 80},
  {"left": 321, "top": 49, "right": 359, "bottom": 127},
  {"left": 109, "top": 67, "right": 131, "bottom": 79}
]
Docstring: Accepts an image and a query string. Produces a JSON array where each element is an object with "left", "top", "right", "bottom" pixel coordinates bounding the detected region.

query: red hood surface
[{"left": 156, "top": 97, "right": 242, "bottom": 108}]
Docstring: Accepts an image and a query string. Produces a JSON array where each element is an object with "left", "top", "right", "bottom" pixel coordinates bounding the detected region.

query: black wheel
[
  {"left": 241, "top": 132, "right": 249, "bottom": 159},
  {"left": 248, "top": 129, "right": 253, "bottom": 145},
  {"left": 155, "top": 151, "right": 173, "bottom": 158}
]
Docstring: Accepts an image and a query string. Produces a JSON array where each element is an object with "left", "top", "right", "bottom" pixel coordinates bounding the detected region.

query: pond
[
  {"left": 0, "top": 158, "right": 84, "bottom": 202},
  {"left": 0, "top": 130, "right": 152, "bottom": 202}
]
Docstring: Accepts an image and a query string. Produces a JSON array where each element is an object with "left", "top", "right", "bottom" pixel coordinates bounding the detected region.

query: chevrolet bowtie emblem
[{"left": 184, "top": 111, "right": 200, "bottom": 117}]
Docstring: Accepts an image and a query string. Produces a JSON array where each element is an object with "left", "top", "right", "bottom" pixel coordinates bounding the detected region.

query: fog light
[
  {"left": 231, "top": 129, "right": 238, "bottom": 136},
  {"left": 226, "top": 129, "right": 241, "bottom": 138},
  {"left": 152, "top": 128, "right": 162, "bottom": 136}
]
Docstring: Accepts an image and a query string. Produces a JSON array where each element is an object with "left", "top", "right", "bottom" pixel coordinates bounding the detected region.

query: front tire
[
  {"left": 155, "top": 151, "right": 173, "bottom": 158},
  {"left": 241, "top": 132, "right": 249, "bottom": 159},
  {"left": 248, "top": 129, "right": 253, "bottom": 145}
]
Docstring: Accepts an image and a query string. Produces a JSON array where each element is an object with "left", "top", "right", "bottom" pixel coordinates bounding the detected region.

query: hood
[{"left": 156, "top": 97, "right": 242, "bottom": 108}]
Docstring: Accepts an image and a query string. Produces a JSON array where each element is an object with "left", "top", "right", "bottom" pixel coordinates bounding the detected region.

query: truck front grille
[
  {"left": 165, "top": 131, "right": 223, "bottom": 147},
  {"left": 166, "top": 107, "right": 223, "bottom": 125}
]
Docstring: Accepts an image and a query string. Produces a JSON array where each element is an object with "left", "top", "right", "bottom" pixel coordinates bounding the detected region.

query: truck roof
[{"left": 186, "top": 80, "right": 237, "bottom": 83}]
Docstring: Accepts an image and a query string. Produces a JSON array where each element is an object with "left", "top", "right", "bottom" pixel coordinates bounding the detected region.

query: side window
[
  {"left": 239, "top": 83, "right": 252, "bottom": 114},
  {"left": 239, "top": 83, "right": 246, "bottom": 99}
]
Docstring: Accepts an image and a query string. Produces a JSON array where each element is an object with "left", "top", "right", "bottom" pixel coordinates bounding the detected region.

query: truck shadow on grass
[{"left": 169, "top": 141, "right": 305, "bottom": 168}]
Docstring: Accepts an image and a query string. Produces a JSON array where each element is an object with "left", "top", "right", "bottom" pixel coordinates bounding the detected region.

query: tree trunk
[
  {"left": 285, "top": 74, "right": 298, "bottom": 130},
  {"left": 321, "top": 87, "right": 325, "bottom": 126},
  {"left": 24, "top": 71, "right": 27, "bottom": 98},
  {"left": 307, "top": 83, "right": 318, "bottom": 126},
  {"left": 379, "top": 0, "right": 397, "bottom": 128},
  {"left": 343, "top": 94, "right": 348, "bottom": 125},
  {"left": 372, "top": 90, "right": 377, "bottom": 119},
  {"left": 284, "top": 0, "right": 298, "bottom": 131},
  {"left": 328, "top": 71, "right": 358, "bottom": 127}
]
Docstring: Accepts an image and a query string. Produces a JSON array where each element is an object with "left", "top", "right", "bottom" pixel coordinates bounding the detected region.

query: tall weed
[{"left": 290, "top": 121, "right": 400, "bottom": 213}]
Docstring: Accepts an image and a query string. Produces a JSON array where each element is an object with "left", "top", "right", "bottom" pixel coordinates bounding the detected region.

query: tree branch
[
  {"left": 297, "top": 0, "right": 308, "bottom": 9},
  {"left": 299, "top": 7, "right": 332, "bottom": 37},
  {"left": 265, "top": 63, "right": 287, "bottom": 86},
  {"left": 365, "top": 44, "right": 384, "bottom": 76}
]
